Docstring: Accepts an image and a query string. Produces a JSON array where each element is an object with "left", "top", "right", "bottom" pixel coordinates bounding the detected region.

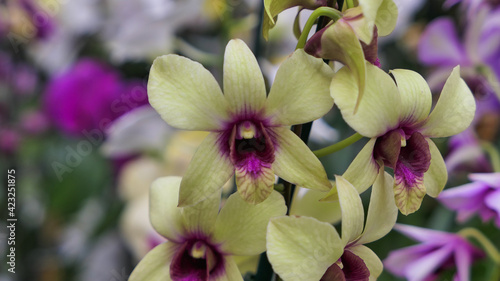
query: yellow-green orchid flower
[
  {"left": 329, "top": 63, "right": 476, "bottom": 215},
  {"left": 148, "top": 39, "right": 333, "bottom": 205},
  {"left": 129, "top": 177, "right": 286, "bottom": 281},
  {"left": 267, "top": 172, "right": 397, "bottom": 280}
]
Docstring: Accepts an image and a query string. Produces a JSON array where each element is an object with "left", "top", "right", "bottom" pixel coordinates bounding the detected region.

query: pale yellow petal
[
  {"left": 150, "top": 177, "right": 185, "bottom": 241},
  {"left": 213, "top": 191, "right": 286, "bottom": 256},
  {"left": 331, "top": 63, "right": 401, "bottom": 137},
  {"left": 267, "top": 216, "right": 343, "bottom": 281},
  {"left": 129, "top": 242, "right": 178, "bottom": 281},
  {"left": 223, "top": 39, "right": 266, "bottom": 115},
  {"left": 336, "top": 175, "right": 365, "bottom": 245},
  {"left": 424, "top": 139, "right": 448, "bottom": 198},
  {"left": 178, "top": 133, "right": 234, "bottom": 207},
  {"left": 180, "top": 187, "right": 221, "bottom": 236},
  {"left": 272, "top": 127, "right": 331, "bottom": 192},
  {"left": 420, "top": 66, "right": 476, "bottom": 138},
  {"left": 343, "top": 138, "right": 379, "bottom": 193},
  {"left": 290, "top": 186, "right": 341, "bottom": 224},
  {"left": 389, "top": 69, "right": 432, "bottom": 124},
  {"left": 213, "top": 256, "right": 244, "bottom": 281},
  {"left": 374, "top": 0, "right": 398, "bottom": 37},
  {"left": 148, "top": 55, "right": 229, "bottom": 131},
  {"left": 265, "top": 49, "right": 334, "bottom": 126},
  {"left": 358, "top": 171, "right": 397, "bottom": 245}
]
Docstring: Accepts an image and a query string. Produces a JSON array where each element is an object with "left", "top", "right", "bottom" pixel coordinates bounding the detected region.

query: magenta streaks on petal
[
  {"left": 170, "top": 237, "right": 225, "bottom": 281},
  {"left": 394, "top": 132, "right": 431, "bottom": 189}
]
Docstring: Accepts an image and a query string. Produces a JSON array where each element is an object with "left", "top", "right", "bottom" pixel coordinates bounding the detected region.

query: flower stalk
[
  {"left": 458, "top": 227, "right": 500, "bottom": 264},
  {"left": 296, "top": 7, "right": 342, "bottom": 49},
  {"left": 345, "top": 0, "right": 355, "bottom": 9},
  {"left": 313, "top": 132, "right": 364, "bottom": 157}
]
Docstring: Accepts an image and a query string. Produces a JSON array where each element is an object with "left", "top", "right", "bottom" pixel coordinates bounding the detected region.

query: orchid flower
[
  {"left": 439, "top": 173, "right": 500, "bottom": 227},
  {"left": 267, "top": 171, "right": 397, "bottom": 281},
  {"left": 418, "top": 9, "right": 500, "bottom": 96},
  {"left": 327, "top": 62, "right": 476, "bottom": 215},
  {"left": 384, "top": 224, "right": 484, "bottom": 281},
  {"left": 148, "top": 39, "right": 333, "bottom": 205},
  {"left": 129, "top": 176, "right": 286, "bottom": 280}
]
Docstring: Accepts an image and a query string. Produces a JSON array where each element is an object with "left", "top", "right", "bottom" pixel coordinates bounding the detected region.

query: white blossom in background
[
  {"left": 101, "top": 0, "right": 210, "bottom": 63},
  {"left": 28, "top": 0, "right": 103, "bottom": 73}
]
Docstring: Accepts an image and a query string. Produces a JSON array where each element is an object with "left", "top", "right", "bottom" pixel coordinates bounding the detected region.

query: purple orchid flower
[
  {"left": 418, "top": 8, "right": 500, "bottom": 92},
  {"left": 384, "top": 224, "right": 484, "bottom": 281},
  {"left": 439, "top": 173, "right": 500, "bottom": 227},
  {"left": 419, "top": 10, "right": 500, "bottom": 177}
]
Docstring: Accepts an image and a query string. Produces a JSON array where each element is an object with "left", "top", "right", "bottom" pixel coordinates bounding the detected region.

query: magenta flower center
[
  {"left": 170, "top": 238, "right": 224, "bottom": 281},
  {"left": 228, "top": 119, "right": 275, "bottom": 178}
]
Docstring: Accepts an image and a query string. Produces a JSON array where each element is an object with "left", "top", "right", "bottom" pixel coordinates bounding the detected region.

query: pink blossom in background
[
  {"left": 384, "top": 224, "right": 484, "bottom": 281},
  {"left": 439, "top": 173, "right": 500, "bottom": 227},
  {"left": 20, "top": 110, "right": 50, "bottom": 136},
  {"left": 43, "top": 58, "right": 147, "bottom": 137},
  {"left": 0, "top": 128, "right": 21, "bottom": 155}
]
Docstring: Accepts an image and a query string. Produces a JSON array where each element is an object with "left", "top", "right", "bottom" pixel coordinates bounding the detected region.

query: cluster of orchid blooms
[{"left": 125, "top": 0, "right": 500, "bottom": 280}]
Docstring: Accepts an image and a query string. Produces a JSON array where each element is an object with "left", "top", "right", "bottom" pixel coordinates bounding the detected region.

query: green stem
[
  {"left": 345, "top": 0, "right": 355, "bottom": 9},
  {"left": 313, "top": 132, "right": 364, "bottom": 158},
  {"left": 296, "top": 7, "right": 342, "bottom": 50},
  {"left": 480, "top": 141, "right": 500, "bottom": 173},
  {"left": 458, "top": 228, "right": 500, "bottom": 264}
]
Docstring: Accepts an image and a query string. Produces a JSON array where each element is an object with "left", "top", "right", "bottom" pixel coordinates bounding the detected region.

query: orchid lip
[
  {"left": 321, "top": 249, "right": 370, "bottom": 281},
  {"left": 217, "top": 112, "right": 277, "bottom": 177},
  {"left": 170, "top": 234, "right": 226, "bottom": 281}
]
